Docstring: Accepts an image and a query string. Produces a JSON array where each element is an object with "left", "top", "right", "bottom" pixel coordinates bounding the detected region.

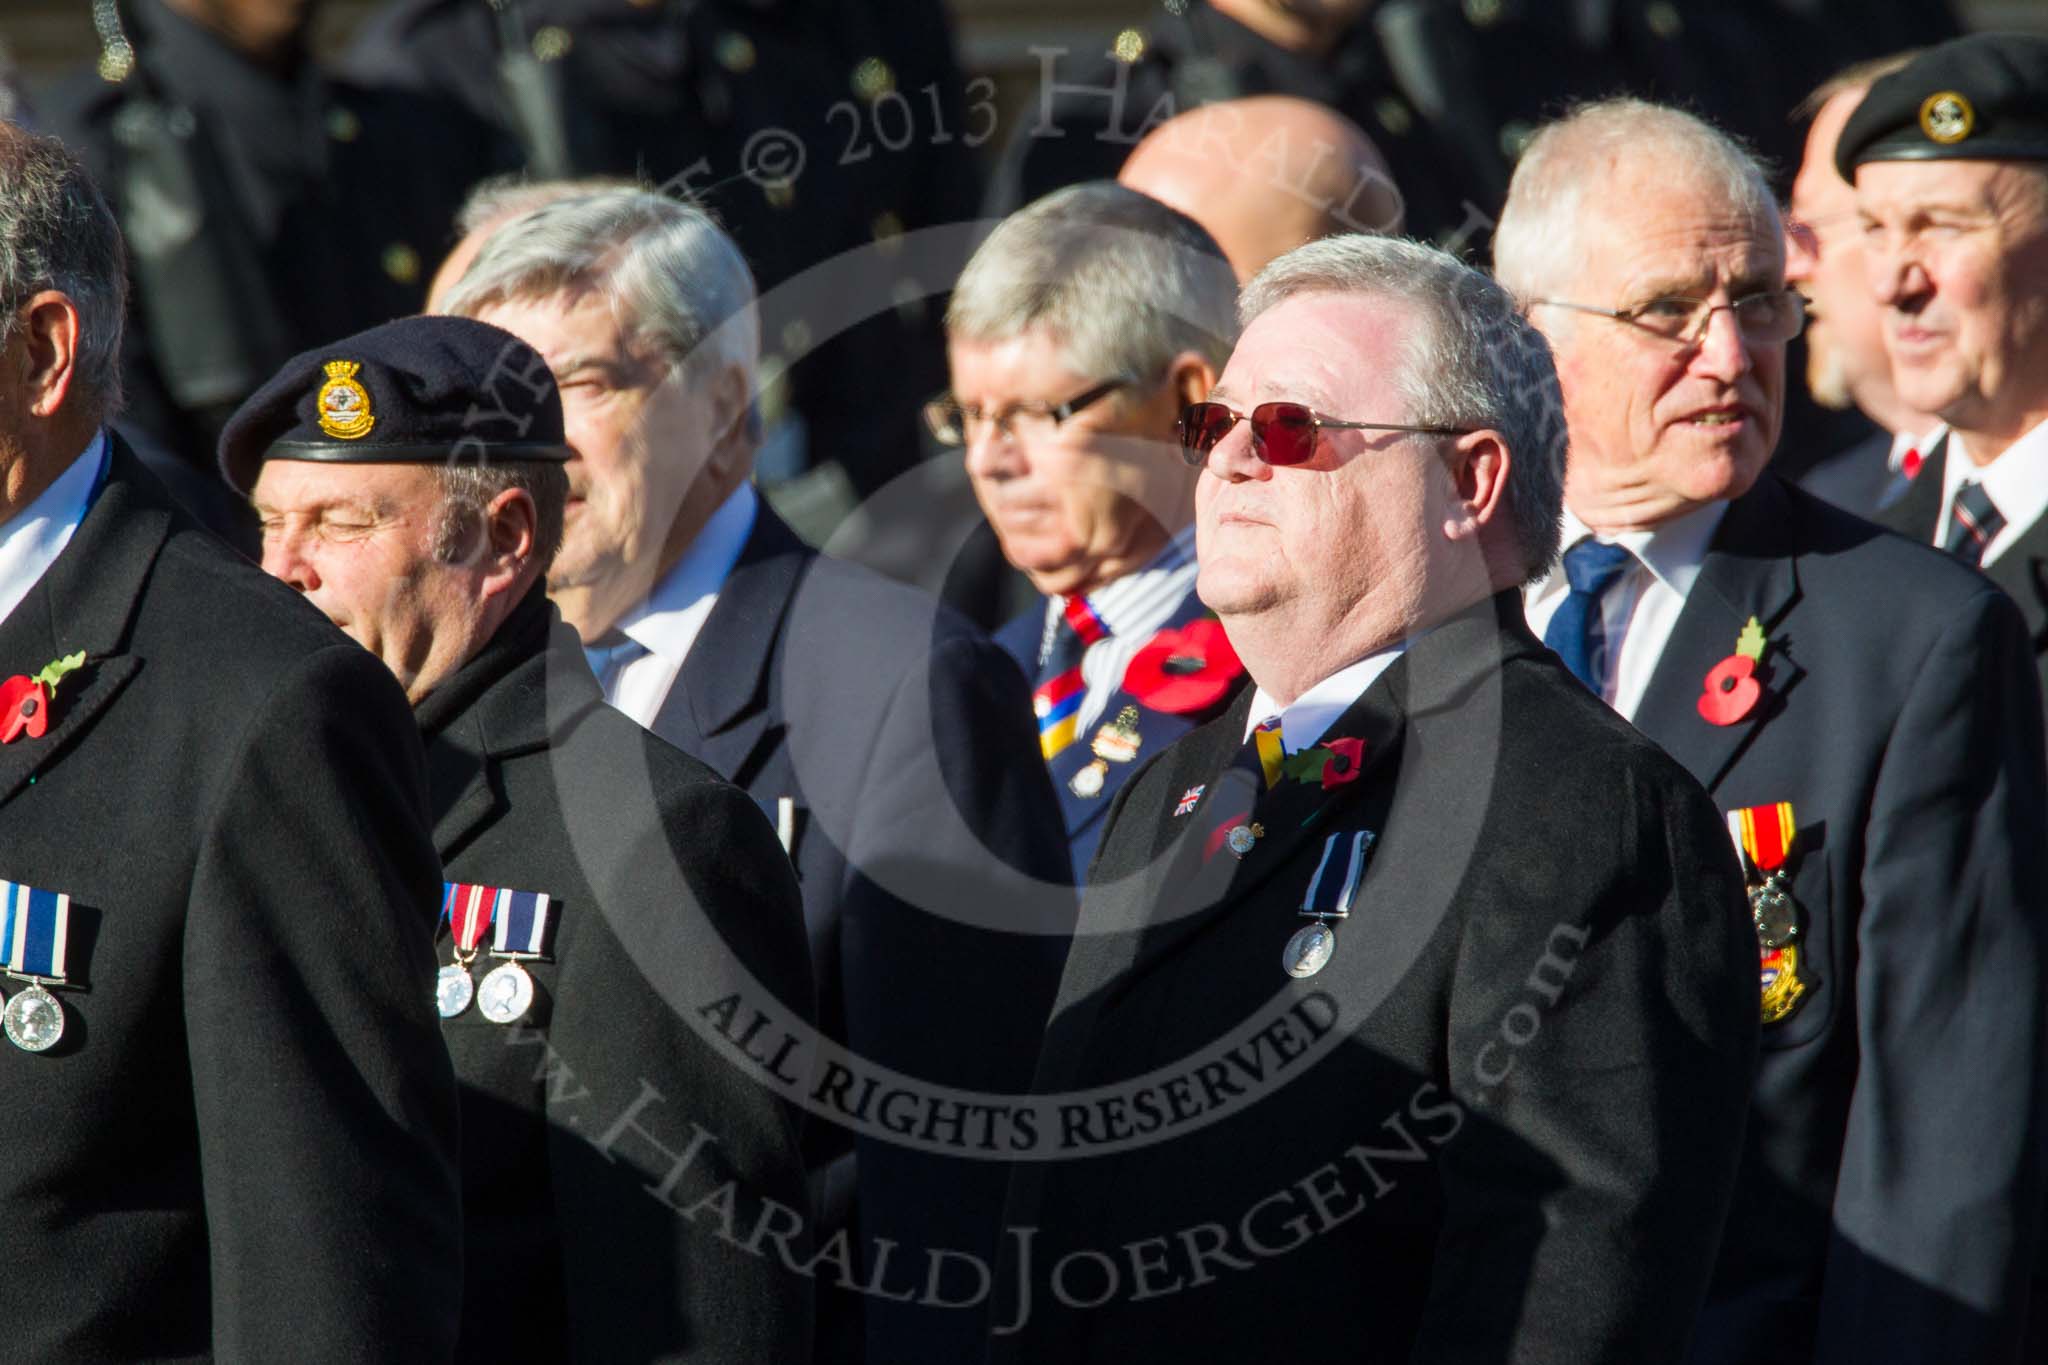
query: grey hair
[
  {"left": 452, "top": 173, "right": 638, "bottom": 237},
  {"left": 0, "top": 125, "right": 127, "bottom": 413},
  {"left": 946, "top": 181, "right": 1238, "bottom": 389},
  {"left": 1493, "top": 98, "right": 1778, "bottom": 303},
  {"left": 1241, "top": 233, "right": 1567, "bottom": 581},
  {"left": 429, "top": 460, "right": 569, "bottom": 573},
  {"left": 440, "top": 188, "right": 759, "bottom": 389}
]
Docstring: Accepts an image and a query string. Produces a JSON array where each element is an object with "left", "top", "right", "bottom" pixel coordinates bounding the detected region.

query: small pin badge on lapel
[
  {"left": 0, "top": 652, "right": 86, "bottom": 745},
  {"left": 1173, "top": 784, "right": 1205, "bottom": 817},
  {"left": 1225, "top": 822, "right": 1264, "bottom": 858},
  {"left": 1698, "top": 617, "right": 1767, "bottom": 727}
]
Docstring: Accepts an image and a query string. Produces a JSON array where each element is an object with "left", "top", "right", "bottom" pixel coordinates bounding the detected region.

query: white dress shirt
[
  {"left": 589, "top": 482, "right": 759, "bottom": 728},
  {"left": 1036, "top": 524, "right": 1200, "bottom": 736},
  {"left": 1523, "top": 499, "right": 1728, "bottom": 722},
  {"left": 0, "top": 431, "right": 106, "bottom": 629},
  {"left": 1243, "top": 639, "right": 1412, "bottom": 751},
  {"left": 1940, "top": 419, "right": 2048, "bottom": 567}
]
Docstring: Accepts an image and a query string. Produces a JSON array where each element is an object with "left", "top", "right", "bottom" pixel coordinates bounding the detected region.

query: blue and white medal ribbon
[
  {"left": 478, "top": 890, "right": 551, "bottom": 1025},
  {"left": 0, "top": 880, "right": 71, "bottom": 1052},
  {"left": 1284, "top": 831, "right": 1376, "bottom": 979}
]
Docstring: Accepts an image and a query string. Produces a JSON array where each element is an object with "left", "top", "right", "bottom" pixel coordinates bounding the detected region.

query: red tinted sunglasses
[{"left": 1178, "top": 401, "right": 1473, "bottom": 468}]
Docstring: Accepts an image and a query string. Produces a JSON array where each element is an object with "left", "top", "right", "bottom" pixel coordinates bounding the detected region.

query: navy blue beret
[
  {"left": 218, "top": 315, "right": 571, "bottom": 496},
  {"left": 1837, "top": 33, "right": 2048, "bottom": 180}
]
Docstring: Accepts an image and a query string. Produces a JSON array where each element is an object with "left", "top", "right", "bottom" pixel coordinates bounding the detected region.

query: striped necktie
[
  {"left": 1942, "top": 481, "right": 2005, "bottom": 568},
  {"left": 1033, "top": 597, "right": 1108, "bottom": 759}
]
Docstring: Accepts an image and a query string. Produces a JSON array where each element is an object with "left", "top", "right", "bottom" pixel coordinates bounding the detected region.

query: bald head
[{"left": 1118, "top": 95, "right": 1399, "bottom": 282}]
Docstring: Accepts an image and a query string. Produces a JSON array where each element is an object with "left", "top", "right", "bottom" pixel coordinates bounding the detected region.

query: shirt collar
[
  {"left": 1244, "top": 636, "right": 1415, "bottom": 753},
  {"left": 615, "top": 482, "right": 759, "bottom": 663},
  {"left": 1943, "top": 417, "right": 2048, "bottom": 537},
  {"left": 1530, "top": 499, "right": 1728, "bottom": 606},
  {"left": 1040, "top": 524, "right": 1199, "bottom": 656},
  {"left": 0, "top": 430, "right": 108, "bottom": 631}
]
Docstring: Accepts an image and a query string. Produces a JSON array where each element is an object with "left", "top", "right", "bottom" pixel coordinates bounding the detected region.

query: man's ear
[
  {"left": 480, "top": 486, "right": 538, "bottom": 598},
  {"left": 1166, "top": 351, "right": 1220, "bottom": 410},
  {"left": 1441, "top": 428, "right": 1511, "bottom": 544},
  {"left": 17, "top": 292, "right": 82, "bottom": 419},
  {"left": 702, "top": 363, "right": 756, "bottom": 481}
]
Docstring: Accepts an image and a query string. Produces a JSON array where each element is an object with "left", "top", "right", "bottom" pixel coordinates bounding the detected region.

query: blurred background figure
[
  {"left": 986, "top": 0, "right": 1490, "bottom": 246},
  {"left": 425, "top": 172, "right": 633, "bottom": 313},
  {"left": 1117, "top": 93, "right": 1398, "bottom": 280},
  {"left": 1788, "top": 53, "right": 1936, "bottom": 517},
  {"left": 39, "top": 0, "right": 506, "bottom": 528},
  {"left": 938, "top": 182, "right": 1238, "bottom": 879},
  {"left": 346, "top": 0, "right": 984, "bottom": 512}
]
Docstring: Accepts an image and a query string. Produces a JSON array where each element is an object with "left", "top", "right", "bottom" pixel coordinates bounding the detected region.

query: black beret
[
  {"left": 218, "top": 315, "right": 571, "bottom": 496},
  {"left": 1837, "top": 33, "right": 2048, "bottom": 180}
]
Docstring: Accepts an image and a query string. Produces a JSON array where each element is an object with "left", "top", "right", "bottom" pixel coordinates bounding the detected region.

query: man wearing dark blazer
[
  {"left": 1499, "top": 97, "right": 2048, "bottom": 1364},
  {"left": 0, "top": 126, "right": 463, "bottom": 1358},
  {"left": 1842, "top": 37, "right": 2048, "bottom": 739},
  {"left": 994, "top": 234, "right": 1760, "bottom": 1363},
  {"left": 936, "top": 183, "right": 1241, "bottom": 881},
  {"left": 442, "top": 187, "right": 1074, "bottom": 1361},
  {"left": 225, "top": 314, "right": 819, "bottom": 1362}
]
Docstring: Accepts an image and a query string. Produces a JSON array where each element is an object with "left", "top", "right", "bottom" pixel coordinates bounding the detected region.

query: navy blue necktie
[{"left": 1544, "top": 538, "right": 1636, "bottom": 694}]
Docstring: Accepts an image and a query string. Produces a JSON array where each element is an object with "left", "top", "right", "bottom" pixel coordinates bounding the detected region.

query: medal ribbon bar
[
  {"left": 442, "top": 882, "right": 501, "bottom": 954},
  {"left": 489, "top": 890, "right": 552, "bottom": 959},
  {"left": 1300, "top": 830, "right": 1376, "bottom": 920},
  {"left": 0, "top": 881, "right": 69, "bottom": 981},
  {"left": 1728, "top": 802, "right": 1796, "bottom": 876}
]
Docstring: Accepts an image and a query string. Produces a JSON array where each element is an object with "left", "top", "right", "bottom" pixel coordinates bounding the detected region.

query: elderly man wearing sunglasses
[
  {"left": 1498, "top": 99, "right": 2048, "bottom": 1365},
  {"left": 990, "top": 232, "right": 1760, "bottom": 1364},
  {"left": 936, "top": 182, "right": 1240, "bottom": 879}
]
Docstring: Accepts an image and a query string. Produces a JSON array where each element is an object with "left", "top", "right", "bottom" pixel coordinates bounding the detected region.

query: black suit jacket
[
  {"left": 993, "top": 594, "right": 1759, "bottom": 1364},
  {"left": 417, "top": 587, "right": 816, "bottom": 1363},
  {"left": 1878, "top": 434, "right": 2048, "bottom": 737},
  {"left": 645, "top": 504, "right": 1074, "bottom": 1359},
  {"left": 1617, "top": 475, "right": 2048, "bottom": 1365},
  {"left": 0, "top": 440, "right": 461, "bottom": 1360}
]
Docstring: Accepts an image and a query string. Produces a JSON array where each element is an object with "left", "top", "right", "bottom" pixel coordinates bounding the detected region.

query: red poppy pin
[
  {"left": 1123, "top": 618, "right": 1245, "bottom": 715},
  {"left": 1282, "top": 736, "right": 1368, "bottom": 791},
  {"left": 0, "top": 652, "right": 86, "bottom": 744},
  {"left": 1698, "top": 618, "right": 1767, "bottom": 727}
]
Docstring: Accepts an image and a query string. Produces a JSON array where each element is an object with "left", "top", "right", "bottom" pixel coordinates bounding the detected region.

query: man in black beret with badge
[
  {"left": 0, "top": 124, "right": 463, "bottom": 1360},
  {"left": 222, "top": 314, "right": 819, "bottom": 1363},
  {"left": 1846, "top": 34, "right": 2048, "bottom": 736}
]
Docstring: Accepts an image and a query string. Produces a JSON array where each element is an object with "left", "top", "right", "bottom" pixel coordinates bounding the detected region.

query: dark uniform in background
[
  {"left": 346, "top": 0, "right": 987, "bottom": 505},
  {"left": 989, "top": 0, "right": 1962, "bottom": 262},
  {"left": 218, "top": 315, "right": 821, "bottom": 1362},
  {"left": 42, "top": 0, "right": 510, "bottom": 525}
]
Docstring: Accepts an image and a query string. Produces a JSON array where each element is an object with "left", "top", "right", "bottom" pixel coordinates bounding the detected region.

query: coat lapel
[
  {"left": 1984, "top": 510, "right": 2048, "bottom": 652},
  {"left": 1878, "top": 431, "right": 1946, "bottom": 543},
  {"left": 0, "top": 440, "right": 162, "bottom": 811},
  {"left": 649, "top": 506, "right": 807, "bottom": 782},
  {"left": 1633, "top": 477, "right": 1805, "bottom": 794}
]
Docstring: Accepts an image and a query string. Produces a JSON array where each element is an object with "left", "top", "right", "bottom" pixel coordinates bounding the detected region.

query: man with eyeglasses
[
  {"left": 1497, "top": 98, "right": 2048, "bottom": 1365},
  {"left": 439, "top": 186, "right": 1073, "bottom": 1365},
  {"left": 936, "top": 183, "right": 1239, "bottom": 880},
  {"left": 991, "top": 232, "right": 1759, "bottom": 1363}
]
